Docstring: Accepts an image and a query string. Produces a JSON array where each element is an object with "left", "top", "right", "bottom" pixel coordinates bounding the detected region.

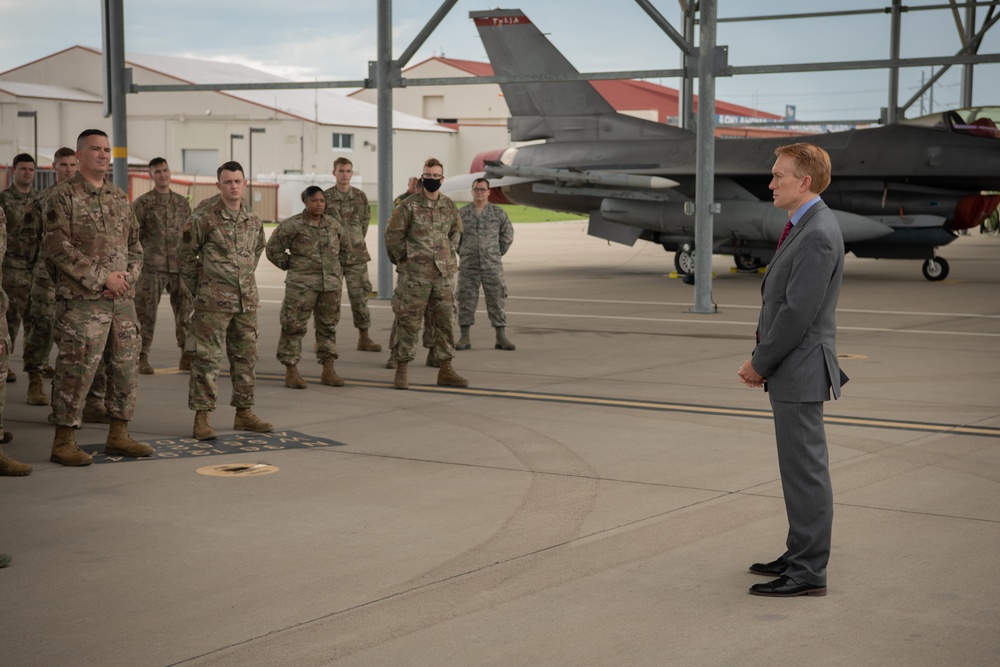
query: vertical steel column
[
  {"left": 375, "top": 0, "right": 394, "bottom": 298},
  {"left": 107, "top": 0, "right": 128, "bottom": 189},
  {"left": 691, "top": 0, "right": 717, "bottom": 314},
  {"left": 680, "top": 5, "right": 696, "bottom": 130},
  {"left": 961, "top": 3, "right": 976, "bottom": 108},
  {"left": 886, "top": 0, "right": 902, "bottom": 124}
]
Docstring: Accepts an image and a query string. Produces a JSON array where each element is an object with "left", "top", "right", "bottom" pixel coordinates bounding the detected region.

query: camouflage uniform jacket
[
  {"left": 0, "top": 185, "right": 37, "bottom": 270},
  {"left": 265, "top": 211, "right": 351, "bottom": 291},
  {"left": 195, "top": 193, "right": 222, "bottom": 211},
  {"left": 0, "top": 208, "right": 9, "bottom": 321},
  {"left": 41, "top": 173, "right": 142, "bottom": 301},
  {"left": 132, "top": 189, "right": 192, "bottom": 273},
  {"left": 458, "top": 202, "right": 514, "bottom": 271},
  {"left": 178, "top": 199, "right": 265, "bottom": 313},
  {"left": 385, "top": 193, "right": 462, "bottom": 279},
  {"left": 323, "top": 185, "right": 371, "bottom": 265},
  {"left": 17, "top": 186, "right": 57, "bottom": 274}
]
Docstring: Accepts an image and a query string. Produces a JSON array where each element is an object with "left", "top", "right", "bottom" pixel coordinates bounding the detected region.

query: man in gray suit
[{"left": 738, "top": 142, "right": 846, "bottom": 598}]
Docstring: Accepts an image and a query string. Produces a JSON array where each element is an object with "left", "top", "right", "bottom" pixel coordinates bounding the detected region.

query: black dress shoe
[
  {"left": 749, "top": 557, "right": 788, "bottom": 577},
  {"left": 749, "top": 575, "right": 827, "bottom": 597}
]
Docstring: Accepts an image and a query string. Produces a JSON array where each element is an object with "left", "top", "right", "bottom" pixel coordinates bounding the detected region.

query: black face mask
[{"left": 422, "top": 177, "right": 442, "bottom": 193}]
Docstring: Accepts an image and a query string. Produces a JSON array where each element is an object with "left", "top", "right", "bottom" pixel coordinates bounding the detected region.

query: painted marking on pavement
[{"left": 258, "top": 373, "right": 1000, "bottom": 439}]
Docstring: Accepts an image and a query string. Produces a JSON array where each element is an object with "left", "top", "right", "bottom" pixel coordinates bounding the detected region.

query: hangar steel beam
[
  {"left": 680, "top": 3, "right": 697, "bottom": 130},
  {"left": 633, "top": 0, "right": 694, "bottom": 55},
  {"left": 103, "top": 0, "right": 129, "bottom": 190},
  {"left": 961, "top": 0, "right": 977, "bottom": 106},
  {"left": 900, "top": 9, "right": 1000, "bottom": 113},
  {"left": 692, "top": 0, "right": 719, "bottom": 315},
  {"left": 130, "top": 52, "right": 1000, "bottom": 95},
  {"left": 716, "top": 2, "right": 997, "bottom": 23},
  {"left": 375, "top": 0, "right": 395, "bottom": 299},
  {"left": 887, "top": 0, "right": 903, "bottom": 125},
  {"left": 397, "top": 0, "right": 459, "bottom": 69}
]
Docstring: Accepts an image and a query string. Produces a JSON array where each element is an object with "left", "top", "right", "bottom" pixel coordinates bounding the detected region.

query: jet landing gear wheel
[
  {"left": 922, "top": 257, "right": 949, "bottom": 281},
  {"left": 674, "top": 243, "right": 695, "bottom": 275},
  {"left": 734, "top": 254, "right": 762, "bottom": 272}
]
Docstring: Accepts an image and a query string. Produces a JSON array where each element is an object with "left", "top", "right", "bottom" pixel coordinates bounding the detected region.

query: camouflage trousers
[
  {"left": 87, "top": 361, "right": 109, "bottom": 403},
  {"left": 457, "top": 264, "right": 508, "bottom": 328},
  {"left": 51, "top": 299, "right": 139, "bottom": 428},
  {"left": 135, "top": 269, "right": 192, "bottom": 356},
  {"left": 391, "top": 272, "right": 456, "bottom": 363},
  {"left": 23, "top": 265, "right": 56, "bottom": 374},
  {"left": 186, "top": 309, "right": 258, "bottom": 412},
  {"left": 0, "top": 319, "right": 9, "bottom": 436},
  {"left": 387, "top": 308, "right": 433, "bottom": 362},
  {"left": 2, "top": 266, "right": 31, "bottom": 353},
  {"left": 343, "top": 263, "right": 373, "bottom": 330},
  {"left": 277, "top": 285, "right": 341, "bottom": 366}
]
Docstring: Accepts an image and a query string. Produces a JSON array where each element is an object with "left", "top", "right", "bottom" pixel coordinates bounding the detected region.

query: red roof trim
[{"left": 397, "top": 58, "right": 780, "bottom": 120}]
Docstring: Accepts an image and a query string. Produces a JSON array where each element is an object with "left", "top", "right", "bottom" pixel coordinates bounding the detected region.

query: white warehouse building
[{"left": 0, "top": 46, "right": 457, "bottom": 217}]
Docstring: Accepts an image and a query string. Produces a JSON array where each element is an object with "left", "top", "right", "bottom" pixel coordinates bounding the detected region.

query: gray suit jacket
[{"left": 753, "top": 200, "right": 845, "bottom": 402}]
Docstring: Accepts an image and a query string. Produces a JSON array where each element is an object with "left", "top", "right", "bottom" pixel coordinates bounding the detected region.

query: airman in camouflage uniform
[
  {"left": 0, "top": 206, "right": 30, "bottom": 476},
  {"left": 323, "top": 157, "right": 382, "bottom": 352},
  {"left": 385, "top": 179, "right": 434, "bottom": 369},
  {"left": 178, "top": 161, "right": 271, "bottom": 441},
  {"left": 0, "top": 153, "right": 37, "bottom": 383},
  {"left": 266, "top": 186, "right": 352, "bottom": 389},
  {"left": 132, "top": 158, "right": 193, "bottom": 374},
  {"left": 457, "top": 178, "right": 516, "bottom": 351},
  {"left": 22, "top": 150, "right": 115, "bottom": 421},
  {"left": 385, "top": 157, "right": 468, "bottom": 390},
  {"left": 41, "top": 129, "right": 153, "bottom": 466},
  {"left": 18, "top": 147, "right": 78, "bottom": 406}
]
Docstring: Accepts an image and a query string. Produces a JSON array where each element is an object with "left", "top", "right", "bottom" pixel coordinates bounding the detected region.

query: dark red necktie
[{"left": 776, "top": 220, "right": 793, "bottom": 249}]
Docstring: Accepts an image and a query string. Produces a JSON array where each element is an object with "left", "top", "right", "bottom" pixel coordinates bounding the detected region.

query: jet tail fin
[{"left": 472, "top": 9, "right": 691, "bottom": 143}]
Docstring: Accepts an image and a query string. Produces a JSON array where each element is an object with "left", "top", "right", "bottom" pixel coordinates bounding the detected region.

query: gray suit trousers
[{"left": 770, "top": 397, "right": 833, "bottom": 586}]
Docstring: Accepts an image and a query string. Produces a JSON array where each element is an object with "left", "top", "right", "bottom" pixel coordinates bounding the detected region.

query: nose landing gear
[{"left": 922, "top": 257, "right": 950, "bottom": 281}]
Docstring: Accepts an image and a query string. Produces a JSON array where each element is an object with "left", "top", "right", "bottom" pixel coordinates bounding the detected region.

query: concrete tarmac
[{"left": 2, "top": 223, "right": 999, "bottom": 666}]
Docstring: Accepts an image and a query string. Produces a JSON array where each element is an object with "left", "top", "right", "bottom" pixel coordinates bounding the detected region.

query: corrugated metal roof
[{"left": 124, "top": 51, "right": 452, "bottom": 133}]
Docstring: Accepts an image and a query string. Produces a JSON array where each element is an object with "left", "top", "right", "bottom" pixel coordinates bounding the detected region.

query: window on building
[
  {"left": 332, "top": 133, "right": 353, "bottom": 150},
  {"left": 182, "top": 149, "right": 220, "bottom": 177}
]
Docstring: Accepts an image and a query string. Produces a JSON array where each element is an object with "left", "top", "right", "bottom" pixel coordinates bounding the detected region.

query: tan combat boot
[
  {"left": 6, "top": 369, "right": 16, "bottom": 383},
  {"left": 284, "top": 364, "right": 307, "bottom": 389},
  {"left": 234, "top": 408, "right": 273, "bottom": 433},
  {"left": 82, "top": 396, "right": 110, "bottom": 424},
  {"left": 50, "top": 426, "right": 93, "bottom": 467},
  {"left": 357, "top": 328, "right": 382, "bottom": 352},
  {"left": 27, "top": 373, "right": 49, "bottom": 406},
  {"left": 138, "top": 353, "right": 154, "bottom": 375},
  {"left": 0, "top": 444, "right": 31, "bottom": 476},
  {"left": 393, "top": 360, "right": 409, "bottom": 390},
  {"left": 437, "top": 358, "right": 469, "bottom": 387},
  {"left": 193, "top": 411, "right": 217, "bottom": 441},
  {"left": 425, "top": 348, "right": 440, "bottom": 368},
  {"left": 104, "top": 419, "right": 154, "bottom": 458},
  {"left": 494, "top": 327, "right": 516, "bottom": 351},
  {"left": 320, "top": 358, "right": 345, "bottom": 387},
  {"left": 456, "top": 326, "right": 471, "bottom": 350},
  {"left": 384, "top": 357, "right": 397, "bottom": 369},
  {"left": 178, "top": 351, "right": 192, "bottom": 371}
]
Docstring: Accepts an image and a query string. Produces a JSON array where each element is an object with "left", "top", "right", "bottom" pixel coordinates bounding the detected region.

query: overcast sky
[{"left": 1, "top": 0, "right": 997, "bottom": 122}]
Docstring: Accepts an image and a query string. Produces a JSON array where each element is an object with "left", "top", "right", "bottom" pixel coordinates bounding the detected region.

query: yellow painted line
[{"left": 259, "top": 373, "right": 1000, "bottom": 439}]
